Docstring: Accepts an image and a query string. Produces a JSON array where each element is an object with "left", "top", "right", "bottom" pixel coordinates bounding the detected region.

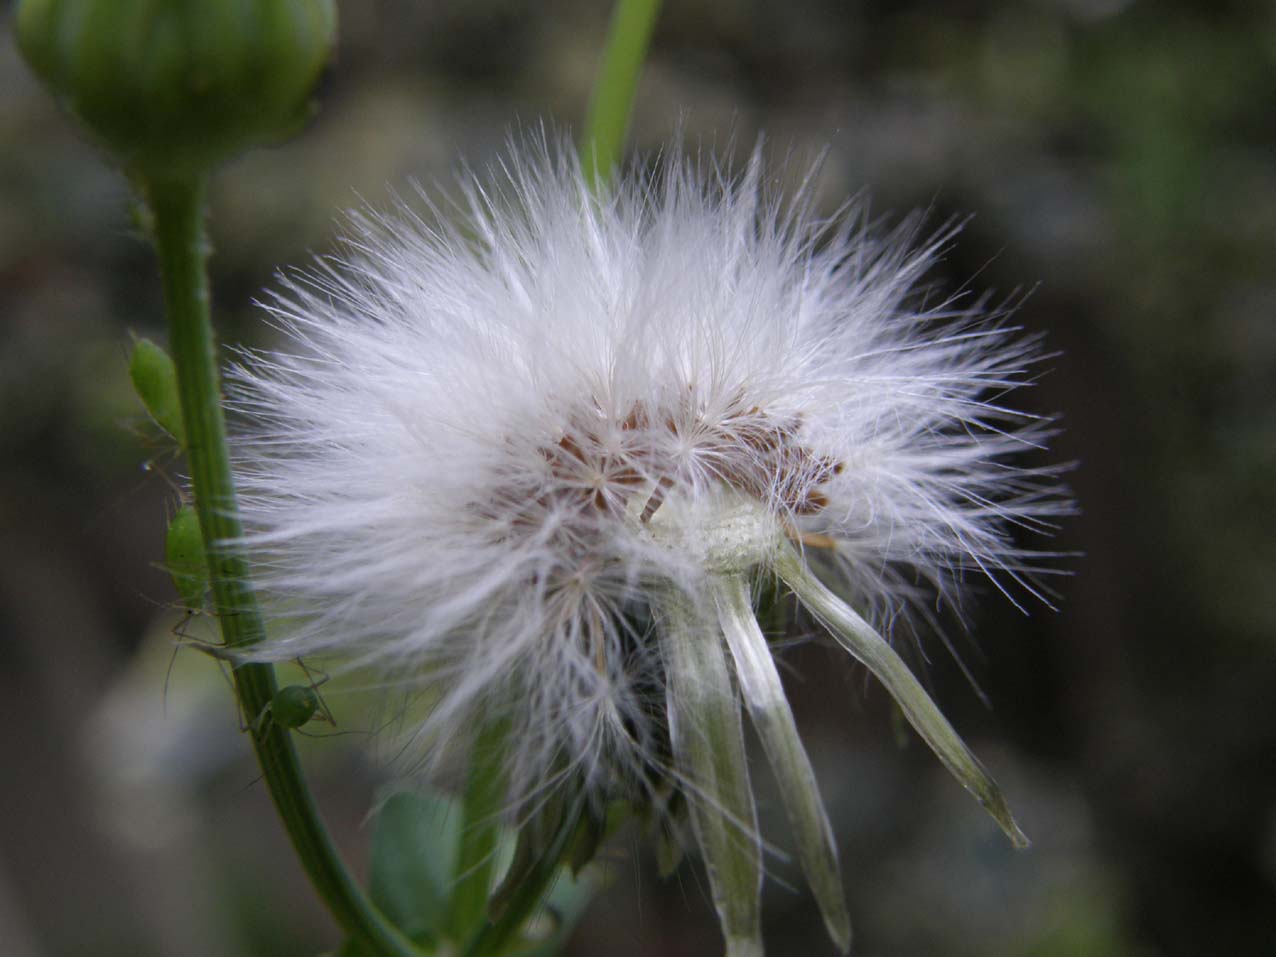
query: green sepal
[
  {"left": 129, "top": 337, "right": 185, "bottom": 445},
  {"left": 775, "top": 543, "right": 1030, "bottom": 849},
  {"left": 658, "top": 589, "right": 763, "bottom": 957},
  {"left": 368, "top": 790, "right": 461, "bottom": 948},
  {"left": 164, "top": 505, "right": 208, "bottom": 612},
  {"left": 715, "top": 574, "right": 851, "bottom": 953}
]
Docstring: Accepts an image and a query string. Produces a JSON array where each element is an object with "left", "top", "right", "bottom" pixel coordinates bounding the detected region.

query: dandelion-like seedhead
[{"left": 228, "top": 139, "right": 1068, "bottom": 954}]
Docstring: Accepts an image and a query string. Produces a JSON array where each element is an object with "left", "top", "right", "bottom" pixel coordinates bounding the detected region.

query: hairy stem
[
  {"left": 580, "top": 0, "right": 662, "bottom": 188},
  {"left": 147, "top": 175, "right": 423, "bottom": 957}
]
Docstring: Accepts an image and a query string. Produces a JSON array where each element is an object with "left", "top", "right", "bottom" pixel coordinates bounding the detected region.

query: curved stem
[
  {"left": 146, "top": 175, "right": 424, "bottom": 957},
  {"left": 580, "top": 0, "right": 662, "bottom": 188}
]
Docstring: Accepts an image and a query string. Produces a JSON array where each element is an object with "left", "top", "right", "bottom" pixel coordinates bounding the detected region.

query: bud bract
[{"left": 16, "top": 0, "right": 337, "bottom": 177}]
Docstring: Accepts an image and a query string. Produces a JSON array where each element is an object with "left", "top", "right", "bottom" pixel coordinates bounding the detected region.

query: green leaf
[
  {"left": 715, "top": 574, "right": 852, "bottom": 953},
  {"left": 775, "top": 543, "right": 1030, "bottom": 849},
  {"left": 368, "top": 790, "right": 462, "bottom": 947},
  {"left": 658, "top": 589, "right": 763, "bottom": 957},
  {"left": 129, "top": 336, "right": 185, "bottom": 444}
]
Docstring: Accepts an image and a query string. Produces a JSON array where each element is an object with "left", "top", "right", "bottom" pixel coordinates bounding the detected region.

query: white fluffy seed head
[{"left": 227, "top": 138, "right": 1067, "bottom": 808}]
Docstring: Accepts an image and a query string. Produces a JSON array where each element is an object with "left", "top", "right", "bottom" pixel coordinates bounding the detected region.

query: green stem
[
  {"left": 147, "top": 175, "right": 424, "bottom": 957},
  {"left": 580, "top": 0, "right": 662, "bottom": 188}
]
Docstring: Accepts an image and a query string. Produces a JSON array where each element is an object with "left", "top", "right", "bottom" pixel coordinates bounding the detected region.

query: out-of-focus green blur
[{"left": 2, "top": 2, "right": 1274, "bottom": 955}]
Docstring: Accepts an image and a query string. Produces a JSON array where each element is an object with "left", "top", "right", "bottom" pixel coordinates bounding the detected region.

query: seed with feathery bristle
[{"left": 227, "top": 136, "right": 1070, "bottom": 956}]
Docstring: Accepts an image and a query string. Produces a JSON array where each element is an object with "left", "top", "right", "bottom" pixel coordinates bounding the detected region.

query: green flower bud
[{"left": 15, "top": 0, "right": 337, "bottom": 178}]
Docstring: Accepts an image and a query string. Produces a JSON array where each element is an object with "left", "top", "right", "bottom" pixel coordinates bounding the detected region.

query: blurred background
[{"left": 3, "top": 1, "right": 1275, "bottom": 954}]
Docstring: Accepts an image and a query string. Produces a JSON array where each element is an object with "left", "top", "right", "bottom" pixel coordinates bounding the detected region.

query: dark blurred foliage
[{"left": 3, "top": 1, "right": 1275, "bottom": 955}]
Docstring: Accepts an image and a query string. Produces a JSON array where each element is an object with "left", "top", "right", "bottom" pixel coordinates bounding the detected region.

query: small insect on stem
[
  {"left": 161, "top": 513, "right": 335, "bottom": 737},
  {"left": 166, "top": 504, "right": 210, "bottom": 617},
  {"left": 269, "top": 684, "right": 323, "bottom": 729},
  {"left": 129, "top": 336, "right": 186, "bottom": 447},
  {"left": 252, "top": 660, "right": 336, "bottom": 738},
  {"left": 160, "top": 502, "right": 233, "bottom": 711}
]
